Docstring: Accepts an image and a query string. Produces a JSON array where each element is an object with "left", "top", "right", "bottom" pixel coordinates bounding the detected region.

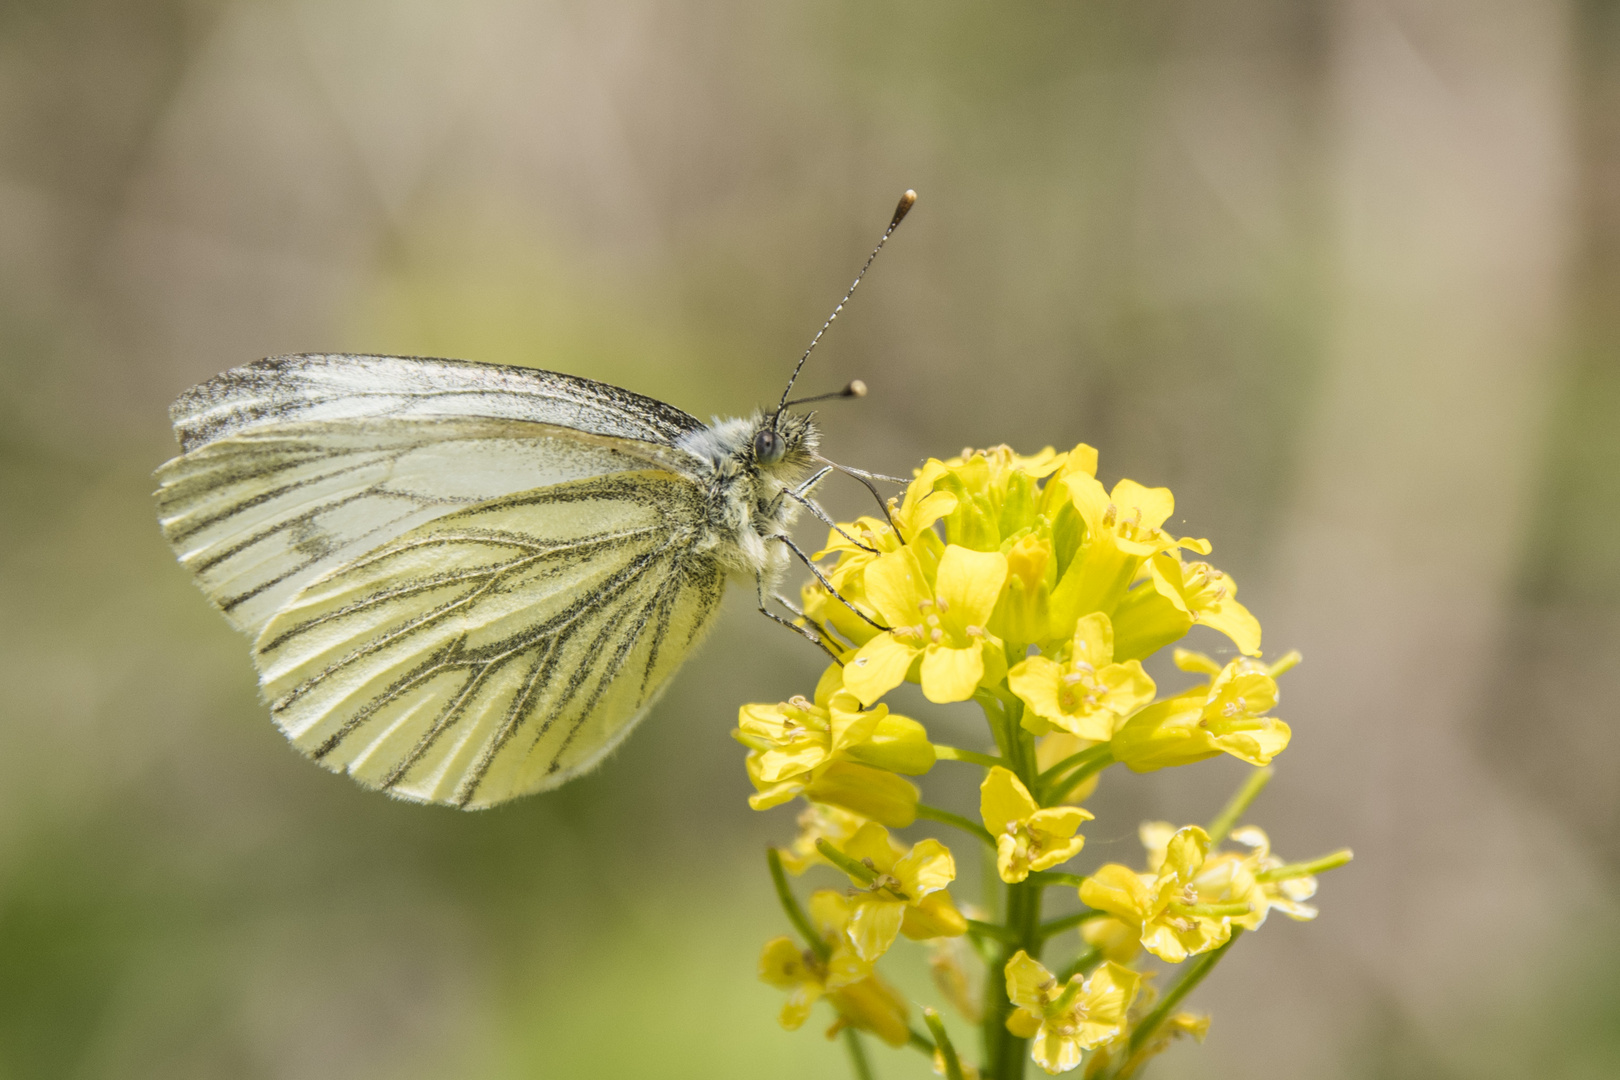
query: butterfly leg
[
  {"left": 783, "top": 488, "right": 879, "bottom": 553},
  {"left": 766, "top": 534, "right": 890, "bottom": 632},
  {"left": 756, "top": 574, "right": 843, "bottom": 663},
  {"left": 812, "top": 455, "right": 904, "bottom": 535}
]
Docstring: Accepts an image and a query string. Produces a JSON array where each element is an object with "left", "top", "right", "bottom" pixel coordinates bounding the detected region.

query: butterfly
[{"left": 154, "top": 191, "right": 914, "bottom": 810}]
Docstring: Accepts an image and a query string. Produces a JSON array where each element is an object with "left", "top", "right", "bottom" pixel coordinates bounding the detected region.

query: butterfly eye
[{"left": 753, "top": 427, "right": 786, "bottom": 465}]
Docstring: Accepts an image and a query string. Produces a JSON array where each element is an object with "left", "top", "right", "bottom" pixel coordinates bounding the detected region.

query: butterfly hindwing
[{"left": 254, "top": 471, "right": 728, "bottom": 808}]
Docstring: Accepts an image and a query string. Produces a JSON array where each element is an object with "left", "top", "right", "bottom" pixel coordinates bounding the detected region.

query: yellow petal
[
  {"left": 895, "top": 838, "right": 957, "bottom": 898},
  {"left": 1080, "top": 864, "right": 1151, "bottom": 923},
  {"left": 1111, "top": 479, "right": 1175, "bottom": 532},
  {"left": 902, "top": 891, "right": 968, "bottom": 939},
  {"left": 997, "top": 834, "right": 1030, "bottom": 883},
  {"left": 844, "top": 821, "right": 901, "bottom": 874},
  {"left": 848, "top": 897, "right": 907, "bottom": 961},
  {"left": 828, "top": 976, "right": 912, "bottom": 1047},
  {"left": 844, "top": 711, "right": 937, "bottom": 775},
  {"left": 1071, "top": 612, "right": 1116, "bottom": 666},
  {"left": 1081, "top": 916, "right": 1142, "bottom": 964},
  {"left": 862, "top": 546, "right": 931, "bottom": 628},
  {"left": 808, "top": 890, "right": 854, "bottom": 938},
  {"left": 1008, "top": 656, "right": 1065, "bottom": 730},
  {"left": 1031, "top": 1029, "right": 1083, "bottom": 1074},
  {"left": 1080, "top": 962, "right": 1141, "bottom": 1028},
  {"left": 1213, "top": 719, "right": 1291, "bottom": 766},
  {"left": 827, "top": 699, "right": 885, "bottom": 754},
  {"left": 805, "top": 761, "right": 919, "bottom": 827},
  {"left": 1163, "top": 827, "right": 1211, "bottom": 881},
  {"left": 1026, "top": 834, "right": 1087, "bottom": 873},
  {"left": 1005, "top": 1008, "right": 1044, "bottom": 1039},
  {"left": 1003, "top": 949, "right": 1055, "bottom": 1013},
  {"left": 1029, "top": 806, "right": 1093, "bottom": 840},
  {"left": 845, "top": 633, "right": 918, "bottom": 706},
  {"left": 1200, "top": 596, "right": 1262, "bottom": 657},
  {"left": 1099, "top": 660, "right": 1156, "bottom": 719},
  {"left": 935, "top": 545, "right": 1010, "bottom": 626},
  {"left": 920, "top": 642, "right": 986, "bottom": 703},
  {"left": 1138, "top": 821, "right": 1176, "bottom": 871},
  {"left": 780, "top": 985, "right": 819, "bottom": 1031},
  {"left": 980, "top": 766, "right": 1039, "bottom": 835},
  {"left": 759, "top": 937, "right": 812, "bottom": 989}
]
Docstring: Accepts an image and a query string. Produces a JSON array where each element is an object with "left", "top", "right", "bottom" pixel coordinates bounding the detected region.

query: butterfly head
[{"left": 752, "top": 410, "right": 817, "bottom": 477}]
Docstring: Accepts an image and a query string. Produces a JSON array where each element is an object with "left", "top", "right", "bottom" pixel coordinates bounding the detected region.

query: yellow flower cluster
[{"left": 743, "top": 444, "right": 1349, "bottom": 1078}]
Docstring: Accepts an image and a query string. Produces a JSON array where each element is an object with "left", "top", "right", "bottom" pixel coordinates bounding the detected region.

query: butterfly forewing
[
  {"left": 155, "top": 417, "right": 675, "bottom": 637},
  {"left": 254, "top": 472, "right": 727, "bottom": 808}
]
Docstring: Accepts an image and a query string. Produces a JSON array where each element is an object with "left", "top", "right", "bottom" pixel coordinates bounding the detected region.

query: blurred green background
[{"left": 2, "top": 1, "right": 1617, "bottom": 1077}]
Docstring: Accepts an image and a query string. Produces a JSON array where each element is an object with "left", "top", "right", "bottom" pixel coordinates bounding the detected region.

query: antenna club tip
[
  {"left": 845, "top": 379, "right": 868, "bottom": 398},
  {"left": 891, "top": 189, "right": 917, "bottom": 227}
]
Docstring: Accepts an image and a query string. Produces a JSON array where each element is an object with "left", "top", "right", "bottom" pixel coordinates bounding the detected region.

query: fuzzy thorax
[{"left": 677, "top": 411, "right": 820, "bottom": 579}]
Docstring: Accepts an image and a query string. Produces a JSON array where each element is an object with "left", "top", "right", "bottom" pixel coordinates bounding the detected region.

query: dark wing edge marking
[{"left": 170, "top": 353, "right": 705, "bottom": 453}]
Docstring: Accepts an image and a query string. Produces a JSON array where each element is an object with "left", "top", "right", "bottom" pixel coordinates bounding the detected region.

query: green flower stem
[
  {"left": 1026, "top": 871, "right": 1086, "bottom": 889},
  {"left": 917, "top": 803, "right": 997, "bottom": 848},
  {"left": 767, "top": 847, "right": 829, "bottom": 961},
  {"left": 1205, "top": 767, "right": 1273, "bottom": 845},
  {"left": 1254, "top": 848, "right": 1354, "bottom": 882},
  {"left": 1044, "top": 748, "right": 1113, "bottom": 805},
  {"left": 843, "top": 1028, "right": 875, "bottom": 1080},
  {"left": 815, "top": 838, "right": 880, "bottom": 884},
  {"left": 909, "top": 1028, "right": 938, "bottom": 1055},
  {"left": 1126, "top": 931, "right": 1241, "bottom": 1056},
  {"left": 976, "top": 691, "right": 1014, "bottom": 761},
  {"left": 981, "top": 875, "right": 1044, "bottom": 1080},
  {"left": 935, "top": 744, "right": 1006, "bottom": 770},
  {"left": 1035, "top": 743, "right": 1111, "bottom": 788},
  {"left": 966, "top": 918, "right": 1018, "bottom": 944},
  {"left": 1037, "top": 908, "right": 1103, "bottom": 940},
  {"left": 925, "top": 1007, "right": 967, "bottom": 1080},
  {"left": 1059, "top": 946, "right": 1101, "bottom": 982}
]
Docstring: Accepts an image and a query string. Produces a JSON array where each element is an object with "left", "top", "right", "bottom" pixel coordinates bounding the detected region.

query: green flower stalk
[{"left": 746, "top": 443, "right": 1351, "bottom": 1078}]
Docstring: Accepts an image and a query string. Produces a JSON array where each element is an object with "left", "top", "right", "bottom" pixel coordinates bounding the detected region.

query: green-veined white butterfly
[{"left": 155, "top": 191, "right": 914, "bottom": 809}]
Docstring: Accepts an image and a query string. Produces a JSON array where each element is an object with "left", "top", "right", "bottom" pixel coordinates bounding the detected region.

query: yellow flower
[
  {"left": 801, "top": 761, "right": 922, "bottom": 828},
  {"left": 1049, "top": 472, "right": 1211, "bottom": 625},
  {"left": 844, "top": 543, "right": 1009, "bottom": 705},
  {"left": 1107, "top": 551, "right": 1261, "bottom": 663},
  {"left": 737, "top": 664, "right": 934, "bottom": 819},
  {"left": 1211, "top": 825, "right": 1322, "bottom": 928},
  {"left": 832, "top": 822, "right": 966, "bottom": 960},
  {"left": 1082, "top": 1009, "right": 1208, "bottom": 1080},
  {"left": 1003, "top": 951, "right": 1141, "bottom": 1074},
  {"left": 1110, "top": 658, "right": 1290, "bottom": 773},
  {"left": 930, "top": 445, "right": 1068, "bottom": 551},
  {"left": 991, "top": 531, "right": 1057, "bottom": 646},
  {"left": 777, "top": 803, "right": 869, "bottom": 876},
  {"left": 758, "top": 891, "right": 912, "bottom": 1046},
  {"left": 804, "top": 464, "right": 959, "bottom": 651},
  {"left": 1008, "top": 613, "right": 1156, "bottom": 739},
  {"left": 1080, "top": 825, "right": 1245, "bottom": 963},
  {"left": 980, "top": 766, "right": 1093, "bottom": 883}
]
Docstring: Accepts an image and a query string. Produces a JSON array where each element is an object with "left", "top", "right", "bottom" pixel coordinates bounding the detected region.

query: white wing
[
  {"left": 170, "top": 353, "right": 704, "bottom": 452},
  {"left": 156, "top": 355, "right": 706, "bottom": 637},
  {"left": 255, "top": 471, "right": 726, "bottom": 808}
]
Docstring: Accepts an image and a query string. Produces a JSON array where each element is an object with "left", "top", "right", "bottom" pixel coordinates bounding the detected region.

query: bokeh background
[{"left": 2, "top": 1, "right": 1617, "bottom": 1077}]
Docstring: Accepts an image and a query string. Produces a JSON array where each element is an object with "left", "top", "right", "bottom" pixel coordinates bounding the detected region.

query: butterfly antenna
[
  {"left": 775, "top": 190, "right": 916, "bottom": 420},
  {"left": 784, "top": 379, "right": 867, "bottom": 409}
]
